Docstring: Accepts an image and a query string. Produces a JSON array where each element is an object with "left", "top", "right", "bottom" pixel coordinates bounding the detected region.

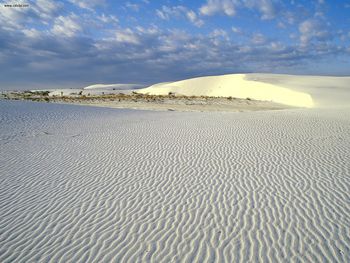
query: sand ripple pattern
[{"left": 0, "top": 101, "right": 350, "bottom": 262}]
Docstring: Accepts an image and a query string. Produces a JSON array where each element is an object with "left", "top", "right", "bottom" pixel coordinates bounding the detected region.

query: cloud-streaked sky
[{"left": 1, "top": 0, "right": 350, "bottom": 90}]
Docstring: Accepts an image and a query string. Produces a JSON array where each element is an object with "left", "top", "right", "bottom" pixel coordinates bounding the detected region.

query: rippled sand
[{"left": 0, "top": 101, "right": 349, "bottom": 262}]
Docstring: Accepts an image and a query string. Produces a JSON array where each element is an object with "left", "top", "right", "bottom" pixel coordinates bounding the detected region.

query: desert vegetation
[
  {"left": 1, "top": 90, "right": 248, "bottom": 103},
  {"left": 0, "top": 89, "right": 289, "bottom": 112}
]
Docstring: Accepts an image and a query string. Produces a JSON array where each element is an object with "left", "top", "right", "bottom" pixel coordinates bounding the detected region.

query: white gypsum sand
[
  {"left": 48, "top": 83, "right": 143, "bottom": 97},
  {"left": 139, "top": 73, "right": 350, "bottom": 108},
  {"left": 0, "top": 100, "right": 349, "bottom": 262},
  {"left": 43, "top": 74, "right": 350, "bottom": 111},
  {"left": 51, "top": 97, "right": 292, "bottom": 112},
  {"left": 83, "top": 83, "right": 144, "bottom": 90}
]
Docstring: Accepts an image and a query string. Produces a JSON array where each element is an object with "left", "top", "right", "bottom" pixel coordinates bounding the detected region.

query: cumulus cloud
[
  {"left": 0, "top": 5, "right": 28, "bottom": 30},
  {"left": 51, "top": 14, "right": 82, "bottom": 37},
  {"left": 200, "top": 0, "right": 237, "bottom": 16},
  {"left": 157, "top": 30, "right": 191, "bottom": 52},
  {"left": 249, "top": 0, "right": 277, "bottom": 20},
  {"left": 68, "top": 0, "right": 106, "bottom": 10},
  {"left": 186, "top": 10, "right": 204, "bottom": 27},
  {"left": 231, "top": 26, "right": 242, "bottom": 34},
  {"left": 4, "top": 17, "right": 341, "bottom": 87},
  {"left": 125, "top": 2, "right": 140, "bottom": 12},
  {"left": 0, "top": 0, "right": 61, "bottom": 30},
  {"left": 115, "top": 28, "right": 140, "bottom": 44},
  {"left": 251, "top": 33, "right": 267, "bottom": 45},
  {"left": 199, "top": 0, "right": 278, "bottom": 19},
  {"left": 22, "top": 28, "right": 41, "bottom": 38},
  {"left": 97, "top": 13, "right": 119, "bottom": 24},
  {"left": 156, "top": 5, "right": 204, "bottom": 27},
  {"left": 0, "top": 0, "right": 349, "bottom": 90},
  {"left": 299, "top": 18, "right": 331, "bottom": 46},
  {"left": 36, "top": 0, "right": 62, "bottom": 19},
  {"left": 210, "top": 29, "right": 229, "bottom": 39}
]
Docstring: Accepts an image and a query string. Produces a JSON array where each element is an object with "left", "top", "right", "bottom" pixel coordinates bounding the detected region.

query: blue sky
[{"left": 0, "top": 0, "right": 350, "bottom": 90}]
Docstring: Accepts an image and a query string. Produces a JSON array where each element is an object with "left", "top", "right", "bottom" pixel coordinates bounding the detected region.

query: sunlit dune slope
[{"left": 139, "top": 73, "right": 350, "bottom": 108}]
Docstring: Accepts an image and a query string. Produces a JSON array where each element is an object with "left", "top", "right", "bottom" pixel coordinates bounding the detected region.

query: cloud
[
  {"left": 251, "top": 33, "right": 267, "bottom": 45},
  {"left": 115, "top": 28, "right": 140, "bottom": 44},
  {"left": 36, "top": 0, "right": 62, "bottom": 19},
  {"left": 231, "top": 26, "right": 242, "bottom": 34},
  {"left": 199, "top": 0, "right": 278, "bottom": 19},
  {"left": 200, "top": 0, "right": 237, "bottom": 16},
  {"left": 97, "top": 13, "right": 119, "bottom": 24},
  {"left": 3, "top": 17, "right": 343, "bottom": 88},
  {"left": 210, "top": 29, "right": 229, "bottom": 39},
  {"left": 51, "top": 14, "right": 82, "bottom": 37},
  {"left": 252, "top": 0, "right": 277, "bottom": 20},
  {"left": 299, "top": 18, "right": 331, "bottom": 47},
  {"left": 22, "top": 28, "right": 42, "bottom": 38},
  {"left": 156, "top": 5, "right": 204, "bottom": 27},
  {"left": 0, "top": 0, "right": 61, "bottom": 30},
  {"left": 157, "top": 30, "right": 192, "bottom": 52},
  {"left": 186, "top": 10, "right": 204, "bottom": 27},
  {"left": 0, "top": 0, "right": 349, "bottom": 90},
  {"left": 68, "top": 0, "right": 106, "bottom": 10},
  {"left": 125, "top": 2, "right": 140, "bottom": 12}
]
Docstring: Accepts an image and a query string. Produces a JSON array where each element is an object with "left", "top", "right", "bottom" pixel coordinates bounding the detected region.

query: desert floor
[{"left": 0, "top": 100, "right": 349, "bottom": 262}]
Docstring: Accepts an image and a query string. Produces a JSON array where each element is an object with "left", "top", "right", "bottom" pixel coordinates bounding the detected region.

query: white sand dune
[
  {"left": 45, "top": 74, "right": 349, "bottom": 109},
  {"left": 0, "top": 100, "right": 350, "bottom": 262},
  {"left": 139, "top": 73, "right": 350, "bottom": 108},
  {"left": 48, "top": 84, "right": 144, "bottom": 96},
  {"left": 83, "top": 83, "right": 143, "bottom": 90},
  {"left": 48, "top": 89, "right": 83, "bottom": 96},
  {"left": 245, "top": 74, "right": 350, "bottom": 108}
]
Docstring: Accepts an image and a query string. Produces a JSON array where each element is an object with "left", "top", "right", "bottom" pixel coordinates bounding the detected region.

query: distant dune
[
  {"left": 83, "top": 83, "right": 143, "bottom": 90},
  {"left": 45, "top": 74, "right": 350, "bottom": 109},
  {"left": 48, "top": 83, "right": 144, "bottom": 96},
  {"left": 139, "top": 73, "right": 350, "bottom": 108}
]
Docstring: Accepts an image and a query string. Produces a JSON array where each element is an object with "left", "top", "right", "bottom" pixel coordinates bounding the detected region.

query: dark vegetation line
[{"left": 0, "top": 90, "right": 253, "bottom": 103}]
